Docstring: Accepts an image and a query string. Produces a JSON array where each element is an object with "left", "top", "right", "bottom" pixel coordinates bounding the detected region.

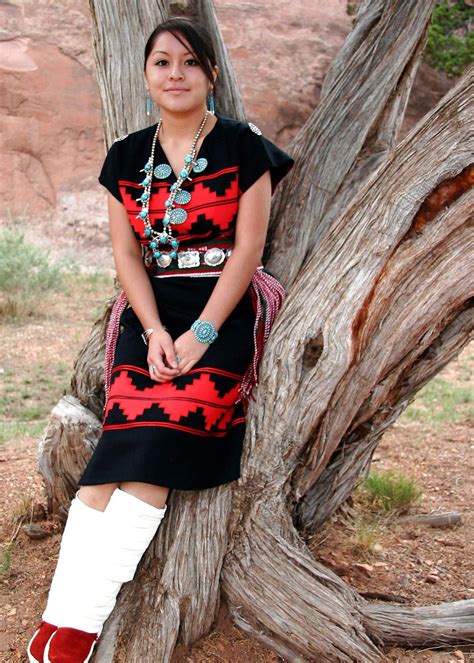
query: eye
[
  {"left": 155, "top": 59, "right": 168, "bottom": 66},
  {"left": 185, "top": 58, "right": 199, "bottom": 66}
]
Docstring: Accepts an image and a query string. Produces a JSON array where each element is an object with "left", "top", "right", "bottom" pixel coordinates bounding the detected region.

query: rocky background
[{"left": 1, "top": 0, "right": 454, "bottom": 241}]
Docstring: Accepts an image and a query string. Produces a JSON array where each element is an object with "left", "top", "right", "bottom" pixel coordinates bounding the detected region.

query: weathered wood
[
  {"left": 265, "top": 0, "right": 437, "bottom": 287},
  {"left": 259, "top": 69, "right": 473, "bottom": 521},
  {"left": 37, "top": 1, "right": 474, "bottom": 661},
  {"left": 70, "top": 291, "right": 116, "bottom": 419},
  {"left": 219, "top": 57, "right": 474, "bottom": 663},
  {"left": 298, "top": 252, "right": 474, "bottom": 532},
  {"left": 362, "top": 600, "right": 474, "bottom": 647},
  {"left": 400, "top": 512, "right": 463, "bottom": 528},
  {"left": 222, "top": 499, "right": 381, "bottom": 663},
  {"left": 38, "top": 395, "right": 102, "bottom": 516},
  {"left": 193, "top": 0, "right": 246, "bottom": 120}
]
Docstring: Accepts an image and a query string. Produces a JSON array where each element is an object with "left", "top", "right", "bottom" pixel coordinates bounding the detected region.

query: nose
[{"left": 169, "top": 62, "right": 184, "bottom": 80}]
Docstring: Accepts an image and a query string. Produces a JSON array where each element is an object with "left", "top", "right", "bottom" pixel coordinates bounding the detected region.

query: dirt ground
[{"left": 0, "top": 276, "right": 472, "bottom": 662}]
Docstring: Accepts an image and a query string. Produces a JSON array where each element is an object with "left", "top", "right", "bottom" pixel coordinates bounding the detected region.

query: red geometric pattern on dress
[
  {"left": 119, "top": 167, "right": 239, "bottom": 240},
  {"left": 106, "top": 370, "right": 239, "bottom": 431},
  {"left": 103, "top": 418, "right": 245, "bottom": 437},
  {"left": 112, "top": 364, "right": 243, "bottom": 381}
]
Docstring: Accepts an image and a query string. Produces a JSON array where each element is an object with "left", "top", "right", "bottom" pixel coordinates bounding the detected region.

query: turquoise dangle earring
[
  {"left": 208, "top": 89, "right": 215, "bottom": 115},
  {"left": 146, "top": 92, "right": 151, "bottom": 117}
]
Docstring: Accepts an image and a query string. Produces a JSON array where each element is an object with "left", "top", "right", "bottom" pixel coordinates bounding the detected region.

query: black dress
[{"left": 78, "top": 113, "right": 294, "bottom": 490}]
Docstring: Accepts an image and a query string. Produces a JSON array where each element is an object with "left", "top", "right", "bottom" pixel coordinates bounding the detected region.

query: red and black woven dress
[{"left": 78, "top": 113, "right": 294, "bottom": 491}]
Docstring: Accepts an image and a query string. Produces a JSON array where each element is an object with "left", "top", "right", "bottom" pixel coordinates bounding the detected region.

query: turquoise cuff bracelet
[{"left": 191, "top": 319, "right": 218, "bottom": 344}]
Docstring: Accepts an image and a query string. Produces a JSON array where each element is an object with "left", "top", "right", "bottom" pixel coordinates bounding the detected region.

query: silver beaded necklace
[{"left": 137, "top": 110, "right": 210, "bottom": 268}]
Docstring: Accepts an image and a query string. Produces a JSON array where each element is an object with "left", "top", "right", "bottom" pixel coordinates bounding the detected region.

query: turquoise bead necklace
[{"left": 137, "top": 111, "right": 210, "bottom": 268}]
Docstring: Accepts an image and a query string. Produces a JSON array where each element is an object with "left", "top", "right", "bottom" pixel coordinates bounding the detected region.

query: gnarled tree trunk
[{"left": 38, "top": 1, "right": 474, "bottom": 661}]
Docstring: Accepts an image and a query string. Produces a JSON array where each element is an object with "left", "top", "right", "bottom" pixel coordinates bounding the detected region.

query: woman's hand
[
  {"left": 147, "top": 329, "right": 181, "bottom": 383},
  {"left": 173, "top": 330, "right": 210, "bottom": 375}
]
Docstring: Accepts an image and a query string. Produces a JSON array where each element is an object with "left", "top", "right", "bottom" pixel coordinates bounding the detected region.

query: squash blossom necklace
[{"left": 137, "top": 110, "right": 210, "bottom": 269}]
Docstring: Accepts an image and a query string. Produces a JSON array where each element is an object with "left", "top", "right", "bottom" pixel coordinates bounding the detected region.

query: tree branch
[
  {"left": 265, "top": 0, "right": 438, "bottom": 287},
  {"left": 222, "top": 501, "right": 381, "bottom": 662},
  {"left": 246, "top": 67, "right": 473, "bottom": 508},
  {"left": 363, "top": 600, "right": 474, "bottom": 647}
]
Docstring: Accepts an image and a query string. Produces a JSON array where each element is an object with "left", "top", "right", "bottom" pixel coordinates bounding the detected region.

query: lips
[{"left": 166, "top": 88, "right": 189, "bottom": 92}]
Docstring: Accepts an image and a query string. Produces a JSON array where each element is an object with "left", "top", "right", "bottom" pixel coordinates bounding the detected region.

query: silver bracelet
[
  {"left": 141, "top": 328, "right": 155, "bottom": 345},
  {"left": 141, "top": 325, "right": 169, "bottom": 345}
]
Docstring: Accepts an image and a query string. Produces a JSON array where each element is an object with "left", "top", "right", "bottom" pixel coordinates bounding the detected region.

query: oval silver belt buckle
[
  {"left": 203, "top": 248, "right": 226, "bottom": 266},
  {"left": 157, "top": 253, "right": 172, "bottom": 268}
]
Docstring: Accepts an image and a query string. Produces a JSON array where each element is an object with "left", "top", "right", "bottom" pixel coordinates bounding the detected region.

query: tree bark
[
  {"left": 38, "top": 1, "right": 474, "bottom": 661},
  {"left": 38, "top": 396, "right": 101, "bottom": 517},
  {"left": 265, "top": 0, "right": 438, "bottom": 286},
  {"left": 399, "top": 512, "right": 463, "bottom": 529}
]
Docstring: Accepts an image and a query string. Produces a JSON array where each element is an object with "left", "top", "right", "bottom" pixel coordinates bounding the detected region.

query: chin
[{"left": 161, "top": 101, "right": 205, "bottom": 114}]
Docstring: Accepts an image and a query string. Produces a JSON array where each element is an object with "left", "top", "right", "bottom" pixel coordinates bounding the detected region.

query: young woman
[{"left": 27, "top": 16, "right": 294, "bottom": 663}]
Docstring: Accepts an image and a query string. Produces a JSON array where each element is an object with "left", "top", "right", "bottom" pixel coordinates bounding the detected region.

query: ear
[{"left": 213, "top": 65, "right": 219, "bottom": 86}]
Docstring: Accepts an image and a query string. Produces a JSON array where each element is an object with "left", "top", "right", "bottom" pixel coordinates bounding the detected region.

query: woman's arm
[
  {"left": 107, "top": 193, "right": 179, "bottom": 381},
  {"left": 173, "top": 170, "right": 272, "bottom": 374},
  {"left": 199, "top": 169, "right": 272, "bottom": 326}
]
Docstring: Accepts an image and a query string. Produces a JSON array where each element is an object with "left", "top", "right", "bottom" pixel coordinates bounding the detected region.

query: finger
[
  {"left": 148, "top": 358, "right": 166, "bottom": 382},
  {"left": 148, "top": 358, "right": 177, "bottom": 383},
  {"left": 162, "top": 337, "right": 179, "bottom": 369},
  {"left": 148, "top": 363, "right": 161, "bottom": 382},
  {"left": 176, "top": 359, "right": 195, "bottom": 376},
  {"left": 148, "top": 365, "right": 176, "bottom": 383},
  {"left": 152, "top": 351, "right": 180, "bottom": 376}
]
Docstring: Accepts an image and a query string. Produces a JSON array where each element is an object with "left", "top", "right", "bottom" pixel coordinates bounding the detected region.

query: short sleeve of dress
[
  {"left": 98, "top": 139, "right": 124, "bottom": 203},
  {"left": 238, "top": 122, "right": 294, "bottom": 195}
]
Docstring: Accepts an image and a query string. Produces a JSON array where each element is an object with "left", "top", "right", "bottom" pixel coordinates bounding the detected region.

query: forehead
[{"left": 151, "top": 31, "right": 193, "bottom": 55}]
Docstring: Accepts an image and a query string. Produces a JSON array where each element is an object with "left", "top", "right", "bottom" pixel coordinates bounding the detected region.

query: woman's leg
[
  {"left": 28, "top": 484, "right": 118, "bottom": 662},
  {"left": 41, "top": 483, "right": 120, "bottom": 625},
  {"left": 76, "top": 482, "right": 120, "bottom": 511},
  {"left": 78, "top": 481, "right": 170, "bottom": 510},
  {"left": 29, "top": 482, "right": 170, "bottom": 662},
  {"left": 41, "top": 482, "right": 169, "bottom": 662},
  {"left": 118, "top": 481, "right": 169, "bottom": 508}
]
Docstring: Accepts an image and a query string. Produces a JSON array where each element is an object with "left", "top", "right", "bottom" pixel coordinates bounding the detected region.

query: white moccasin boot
[
  {"left": 46, "top": 487, "right": 167, "bottom": 638},
  {"left": 41, "top": 490, "right": 105, "bottom": 632}
]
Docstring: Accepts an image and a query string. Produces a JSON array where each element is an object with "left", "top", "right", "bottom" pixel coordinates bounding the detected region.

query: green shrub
[
  {"left": 425, "top": 0, "right": 474, "bottom": 77},
  {"left": 0, "top": 225, "right": 63, "bottom": 317},
  {"left": 363, "top": 471, "right": 422, "bottom": 513}
]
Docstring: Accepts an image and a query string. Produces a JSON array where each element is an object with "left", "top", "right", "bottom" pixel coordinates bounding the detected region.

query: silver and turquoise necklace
[{"left": 137, "top": 110, "right": 210, "bottom": 268}]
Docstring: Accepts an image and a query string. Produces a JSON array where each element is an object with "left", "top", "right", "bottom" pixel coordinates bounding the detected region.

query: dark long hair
[{"left": 144, "top": 17, "right": 218, "bottom": 96}]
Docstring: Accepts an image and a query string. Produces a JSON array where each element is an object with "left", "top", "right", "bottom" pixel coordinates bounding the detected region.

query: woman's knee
[
  {"left": 77, "top": 483, "right": 119, "bottom": 511},
  {"left": 119, "top": 481, "right": 169, "bottom": 509}
]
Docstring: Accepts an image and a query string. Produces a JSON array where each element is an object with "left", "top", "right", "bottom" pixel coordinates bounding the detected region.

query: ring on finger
[
  {"left": 149, "top": 364, "right": 157, "bottom": 373},
  {"left": 176, "top": 355, "right": 181, "bottom": 364}
]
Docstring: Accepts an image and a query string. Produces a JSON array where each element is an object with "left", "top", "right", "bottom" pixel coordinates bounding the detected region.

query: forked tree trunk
[{"left": 38, "top": 1, "right": 474, "bottom": 661}]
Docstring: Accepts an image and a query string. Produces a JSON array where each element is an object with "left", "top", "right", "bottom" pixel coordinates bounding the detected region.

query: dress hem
[{"left": 77, "top": 474, "right": 240, "bottom": 491}]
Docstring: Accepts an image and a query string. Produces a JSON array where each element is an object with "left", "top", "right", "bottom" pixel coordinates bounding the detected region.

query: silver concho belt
[{"left": 154, "top": 247, "right": 233, "bottom": 270}]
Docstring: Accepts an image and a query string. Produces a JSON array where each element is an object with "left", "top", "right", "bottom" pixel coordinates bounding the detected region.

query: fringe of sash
[
  {"left": 104, "top": 289, "right": 128, "bottom": 403},
  {"left": 237, "top": 267, "right": 285, "bottom": 407}
]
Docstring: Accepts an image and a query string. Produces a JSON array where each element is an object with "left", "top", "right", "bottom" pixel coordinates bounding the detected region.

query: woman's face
[{"left": 144, "top": 31, "right": 216, "bottom": 115}]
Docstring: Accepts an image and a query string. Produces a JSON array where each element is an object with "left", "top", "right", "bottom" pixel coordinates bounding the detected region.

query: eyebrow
[{"left": 152, "top": 50, "right": 193, "bottom": 56}]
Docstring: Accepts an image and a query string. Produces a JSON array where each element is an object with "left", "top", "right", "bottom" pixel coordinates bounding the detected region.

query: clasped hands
[{"left": 147, "top": 328, "right": 208, "bottom": 382}]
